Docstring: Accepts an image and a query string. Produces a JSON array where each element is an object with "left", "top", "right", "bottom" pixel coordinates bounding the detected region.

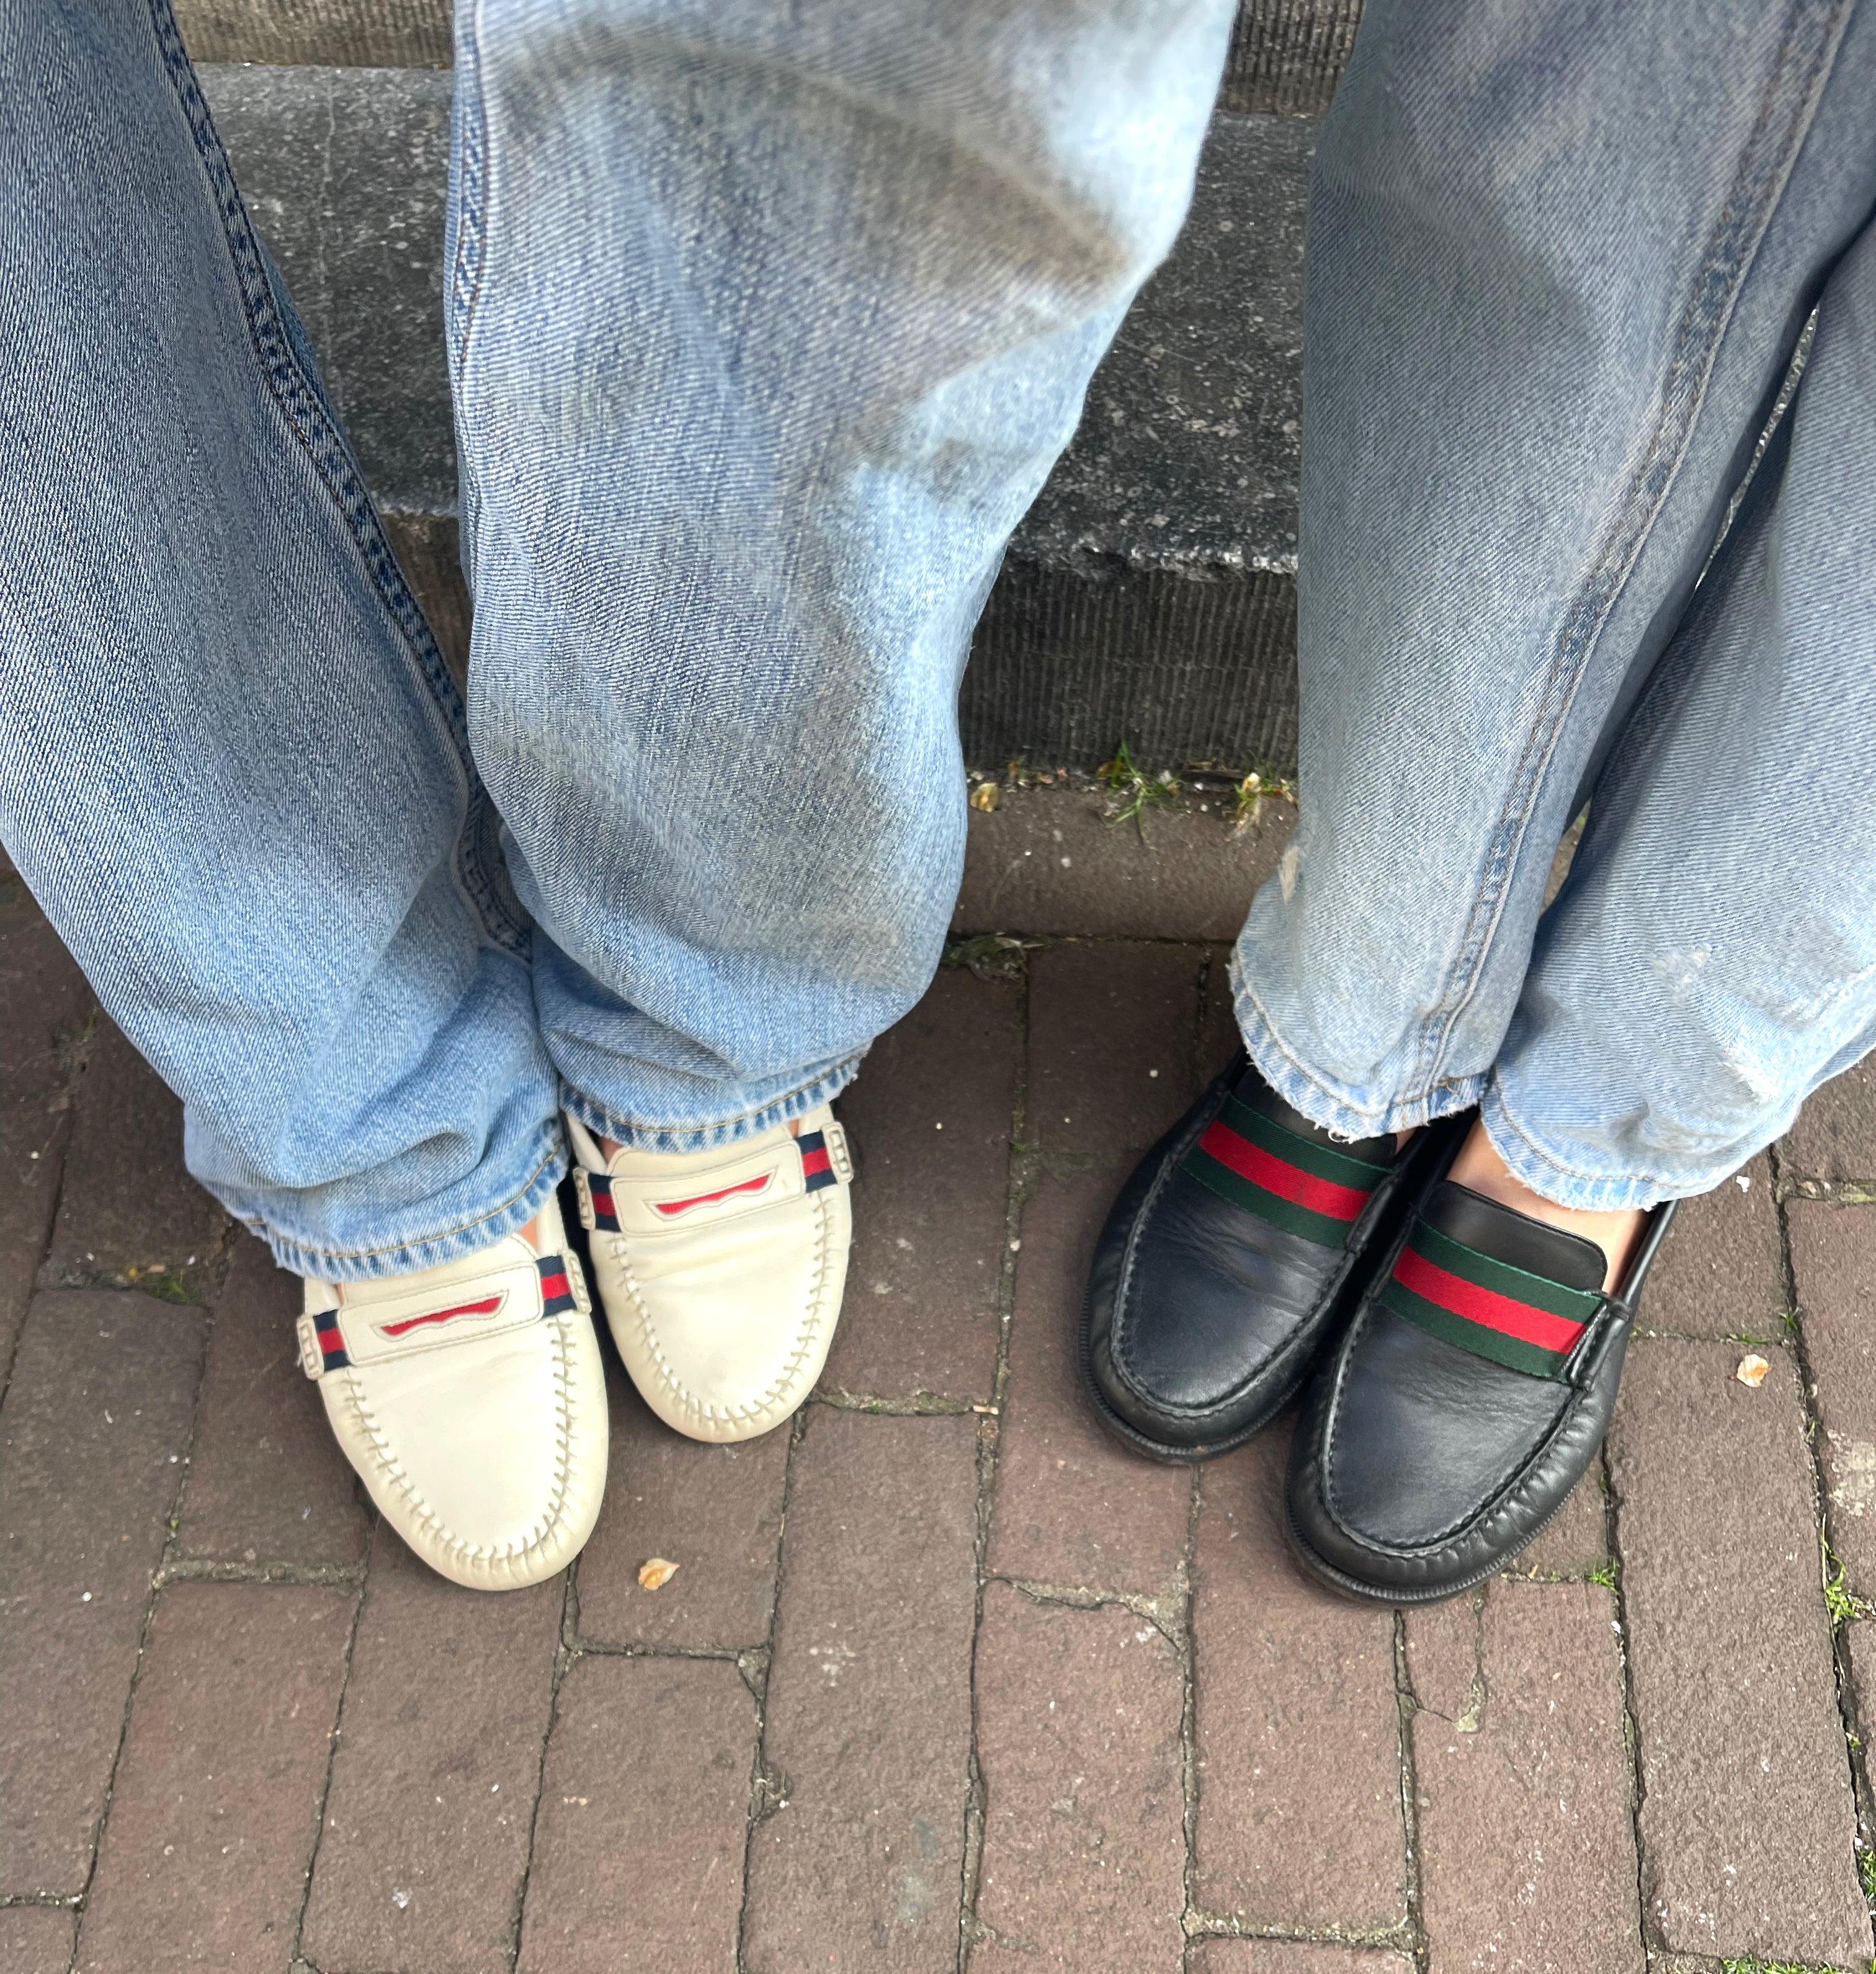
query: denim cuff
[
  {"left": 257, "top": 1054, "right": 866, "bottom": 1282},
  {"left": 1481, "top": 1079, "right": 1674, "bottom": 1213},
  {"left": 560, "top": 1053, "right": 864, "bottom": 1155},
  {"left": 1228, "top": 954, "right": 1485, "bottom": 1141},
  {"left": 260, "top": 1127, "right": 572, "bottom": 1284}
]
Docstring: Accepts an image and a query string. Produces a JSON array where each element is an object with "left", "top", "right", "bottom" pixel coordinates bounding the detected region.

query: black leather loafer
[
  {"left": 1080, "top": 1052, "right": 1462, "bottom": 1462},
  {"left": 1284, "top": 1132, "right": 1677, "bottom": 1603}
]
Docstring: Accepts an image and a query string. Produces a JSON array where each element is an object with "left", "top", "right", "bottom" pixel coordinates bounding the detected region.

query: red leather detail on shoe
[
  {"left": 376, "top": 1292, "right": 507, "bottom": 1339},
  {"left": 1195, "top": 1120, "right": 1368, "bottom": 1221},
  {"left": 1391, "top": 1246, "right": 1584, "bottom": 1352},
  {"left": 651, "top": 1172, "right": 773, "bottom": 1218}
]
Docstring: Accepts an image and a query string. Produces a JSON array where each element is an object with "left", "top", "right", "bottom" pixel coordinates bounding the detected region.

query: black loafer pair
[{"left": 1081, "top": 1052, "right": 1674, "bottom": 1603}]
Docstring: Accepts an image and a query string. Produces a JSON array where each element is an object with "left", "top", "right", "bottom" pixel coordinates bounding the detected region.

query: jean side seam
[
  {"left": 448, "top": 3, "right": 493, "bottom": 391},
  {"left": 145, "top": 0, "right": 529, "bottom": 957},
  {"left": 1401, "top": 0, "right": 1859, "bottom": 1099}
]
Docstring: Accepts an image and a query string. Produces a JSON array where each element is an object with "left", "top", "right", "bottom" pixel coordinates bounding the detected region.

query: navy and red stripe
[
  {"left": 587, "top": 1172, "right": 620, "bottom": 1232},
  {"left": 537, "top": 1254, "right": 578, "bottom": 1316},
  {"left": 1378, "top": 1220, "right": 1602, "bottom": 1380},
  {"left": 1180, "top": 1096, "right": 1389, "bottom": 1248},
  {"left": 315, "top": 1313, "right": 350, "bottom": 1372},
  {"left": 798, "top": 1129, "right": 837, "bottom": 1193}
]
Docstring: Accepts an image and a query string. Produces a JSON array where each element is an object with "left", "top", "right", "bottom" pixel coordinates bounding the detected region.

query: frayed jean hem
[{"left": 1228, "top": 954, "right": 1485, "bottom": 1141}]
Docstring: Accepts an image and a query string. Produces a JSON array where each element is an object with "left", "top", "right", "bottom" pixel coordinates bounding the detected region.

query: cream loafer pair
[{"left": 297, "top": 1104, "right": 853, "bottom": 1589}]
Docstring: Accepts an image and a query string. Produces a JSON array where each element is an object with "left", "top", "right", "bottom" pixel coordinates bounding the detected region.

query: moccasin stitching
[
  {"left": 601, "top": 1192, "right": 838, "bottom": 1427},
  {"left": 1317, "top": 1299, "right": 1584, "bottom": 1559},
  {"left": 1109, "top": 1081, "right": 1367, "bottom": 1423},
  {"left": 333, "top": 1313, "right": 586, "bottom": 1575}
]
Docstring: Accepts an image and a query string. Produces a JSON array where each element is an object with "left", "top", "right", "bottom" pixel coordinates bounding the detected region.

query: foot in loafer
[
  {"left": 297, "top": 1194, "right": 609, "bottom": 1592},
  {"left": 1285, "top": 1117, "right": 1676, "bottom": 1604},
  {"left": 565, "top": 1105, "right": 853, "bottom": 1444},
  {"left": 1081, "top": 1051, "right": 1463, "bottom": 1461}
]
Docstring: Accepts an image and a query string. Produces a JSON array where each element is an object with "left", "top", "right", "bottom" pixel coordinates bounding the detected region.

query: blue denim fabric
[
  {"left": 0, "top": 0, "right": 1230, "bottom": 1277},
  {"left": 6, "top": 0, "right": 1874, "bottom": 1275},
  {"left": 445, "top": 0, "right": 1234, "bottom": 1161},
  {"left": 1233, "top": 0, "right": 1876, "bottom": 1208}
]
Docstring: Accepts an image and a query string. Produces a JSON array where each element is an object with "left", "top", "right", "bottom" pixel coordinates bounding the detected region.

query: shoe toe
[
  {"left": 619, "top": 1190, "right": 849, "bottom": 1442},
  {"left": 1086, "top": 1146, "right": 1359, "bottom": 1455},
  {"left": 328, "top": 1316, "right": 605, "bottom": 1589},
  {"left": 1115, "top": 1198, "right": 1329, "bottom": 1412},
  {"left": 1288, "top": 1307, "right": 1605, "bottom": 1602},
  {"left": 1321, "top": 1315, "right": 1568, "bottom": 1548}
]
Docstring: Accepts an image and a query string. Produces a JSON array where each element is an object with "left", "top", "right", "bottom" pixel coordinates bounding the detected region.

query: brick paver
[
  {"left": 1606, "top": 1339, "right": 1869, "bottom": 1967},
  {"left": 820, "top": 965, "right": 1021, "bottom": 1402},
  {"left": 1187, "top": 1945, "right": 1413, "bottom": 1974},
  {"left": 1025, "top": 940, "right": 1205, "bottom": 1160},
  {"left": 1790, "top": 1202, "right": 1876, "bottom": 1594},
  {"left": 1406, "top": 1579, "right": 1643, "bottom": 1973},
  {"left": 1840, "top": 1622, "right": 1876, "bottom": 1821},
  {"left": 1505, "top": 1468, "right": 1610, "bottom": 1579},
  {"left": 518, "top": 1656, "right": 754, "bottom": 1974},
  {"left": 0, "top": 1905, "right": 76, "bottom": 1974},
  {"left": 576, "top": 1357, "right": 788, "bottom": 1650},
  {"left": 989, "top": 1171, "right": 1194, "bottom": 1594},
  {"left": 172, "top": 1234, "right": 367, "bottom": 1570},
  {"left": 1637, "top": 1154, "right": 1784, "bottom": 1339},
  {"left": 1193, "top": 1428, "right": 1405, "bottom": 1934},
  {"left": 952, "top": 788, "right": 1287, "bottom": 944},
  {"left": 300, "top": 1534, "right": 562, "bottom": 1974},
  {"left": 5, "top": 882, "right": 1874, "bottom": 1967},
  {"left": 1199, "top": 945, "right": 1243, "bottom": 1083},
  {"left": 744, "top": 1407, "right": 980, "bottom": 1972},
  {"left": 41, "top": 1017, "right": 226, "bottom": 1306},
  {"left": 0, "top": 880, "right": 91, "bottom": 1371},
  {"left": 988, "top": 941, "right": 1199, "bottom": 1594},
  {"left": 1, "top": 1290, "right": 205, "bottom": 1894},
  {"left": 75, "top": 1582, "right": 353, "bottom": 1973},
  {"left": 972, "top": 1582, "right": 1186, "bottom": 1973},
  {"left": 1782, "top": 1058, "right": 1876, "bottom": 1184}
]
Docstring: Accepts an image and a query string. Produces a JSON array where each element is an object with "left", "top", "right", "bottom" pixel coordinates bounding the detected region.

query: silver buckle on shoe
[
  {"left": 561, "top": 1247, "right": 592, "bottom": 1318},
  {"left": 571, "top": 1167, "right": 597, "bottom": 1233}
]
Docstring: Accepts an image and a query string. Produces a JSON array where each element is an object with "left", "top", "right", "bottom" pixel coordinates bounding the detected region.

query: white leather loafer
[
  {"left": 297, "top": 1194, "right": 607, "bottom": 1591},
  {"left": 566, "top": 1105, "right": 854, "bottom": 1443}
]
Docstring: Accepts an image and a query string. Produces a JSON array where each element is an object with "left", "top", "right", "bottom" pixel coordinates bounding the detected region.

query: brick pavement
[{"left": 4, "top": 869, "right": 1875, "bottom": 1974}]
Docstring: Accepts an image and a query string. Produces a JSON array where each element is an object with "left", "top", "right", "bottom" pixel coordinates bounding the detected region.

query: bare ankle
[{"left": 1449, "top": 1120, "right": 1643, "bottom": 1292}]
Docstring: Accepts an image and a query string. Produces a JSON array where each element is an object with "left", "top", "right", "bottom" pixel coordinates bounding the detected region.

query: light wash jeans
[
  {"left": 1, "top": 0, "right": 1872, "bottom": 1279},
  {"left": 1234, "top": 0, "right": 1876, "bottom": 1208}
]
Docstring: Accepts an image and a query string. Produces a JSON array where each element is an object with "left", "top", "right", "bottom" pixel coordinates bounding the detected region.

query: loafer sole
[{"left": 1280, "top": 1483, "right": 1581, "bottom": 1607}]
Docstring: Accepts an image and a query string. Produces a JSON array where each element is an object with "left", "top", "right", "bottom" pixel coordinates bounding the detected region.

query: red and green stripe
[
  {"left": 1180, "top": 1095, "right": 1390, "bottom": 1248},
  {"left": 1378, "top": 1220, "right": 1602, "bottom": 1379}
]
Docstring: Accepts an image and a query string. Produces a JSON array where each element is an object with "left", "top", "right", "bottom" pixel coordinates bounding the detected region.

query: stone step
[
  {"left": 195, "top": 49, "right": 1317, "bottom": 770},
  {"left": 174, "top": 0, "right": 1360, "bottom": 115}
]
